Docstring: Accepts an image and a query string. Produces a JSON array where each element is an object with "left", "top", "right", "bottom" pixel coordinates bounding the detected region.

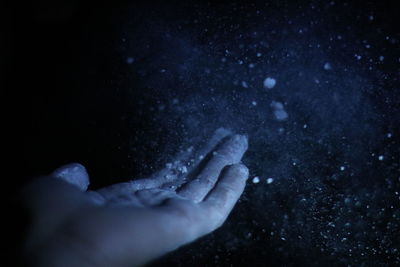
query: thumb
[{"left": 51, "top": 163, "right": 90, "bottom": 191}]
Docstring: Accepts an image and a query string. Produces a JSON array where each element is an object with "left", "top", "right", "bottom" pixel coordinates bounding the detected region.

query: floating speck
[
  {"left": 324, "top": 62, "right": 332, "bottom": 70},
  {"left": 379, "top": 56, "right": 385, "bottom": 61},
  {"left": 340, "top": 166, "right": 346, "bottom": 171},
  {"left": 270, "top": 101, "right": 284, "bottom": 110},
  {"left": 387, "top": 133, "right": 392, "bottom": 138},
  {"left": 273, "top": 109, "right": 289, "bottom": 121},
  {"left": 252, "top": 177, "right": 260, "bottom": 184},
  {"left": 267, "top": 178, "right": 274, "bottom": 184},
  {"left": 241, "top": 81, "right": 249, "bottom": 88},
  {"left": 256, "top": 52, "right": 262, "bottom": 57},
  {"left": 263, "top": 77, "right": 276, "bottom": 89},
  {"left": 378, "top": 155, "right": 384, "bottom": 161},
  {"left": 126, "top": 57, "right": 135, "bottom": 64},
  {"left": 271, "top": 101, "right": 289, "bottom": 121},
  {"left": 251, "top": 101, "right": 257, "bottom": 106}
]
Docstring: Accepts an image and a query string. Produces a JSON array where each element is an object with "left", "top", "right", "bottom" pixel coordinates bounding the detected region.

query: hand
[{"left": 21, "top": 129, "right": 249, "bottom": 267}]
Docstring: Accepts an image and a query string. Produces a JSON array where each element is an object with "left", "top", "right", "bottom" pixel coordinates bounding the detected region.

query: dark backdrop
[{"left": 6, "top": 0, "right": 400, "bottom": 266}]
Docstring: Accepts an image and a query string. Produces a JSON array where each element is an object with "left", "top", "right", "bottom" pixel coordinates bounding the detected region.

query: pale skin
[{"left": 20, "top": 129, "right": 249, "bottom": 266}]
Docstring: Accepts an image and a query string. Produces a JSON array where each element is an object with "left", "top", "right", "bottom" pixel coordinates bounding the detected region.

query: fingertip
[
  {"left": 231, "top": 134, "right": 248, "bottom": 150},
  {"left": 214, "top": 127, "right": 232, "bottom": 137},
  {"left": 225, "top": 163, "right": 249, "bottom": 179},
  {"left": 242, "top": 134, "right": 249, "bottom": 146},
  {"left": 242, "top": 135, "right": 249, "bottom": 149},
  {"left": 51, "top": 163, "right": 90, "bottom": 191}
]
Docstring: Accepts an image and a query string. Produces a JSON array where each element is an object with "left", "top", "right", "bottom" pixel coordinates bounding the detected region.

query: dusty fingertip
[
  {"left": 241, "top": 134, "right": 249, "bottom": 146},
  {"left": 229, "top": 163, "right": 249, "bottom": 178},
  {"left": 51, "top": 163, "right": 90, "bottom": 191},
  {"left": 231, "top": 134, "right": 248, "bottom": 145},
  {"left": 231, "top": 134, "right": 241, "bottom": 142},
  {"left": 214, "top": 127, "right": 232, "bottom": 137},
  {"left": 52, "top": 162, "right": 87, "bottom": 174}
]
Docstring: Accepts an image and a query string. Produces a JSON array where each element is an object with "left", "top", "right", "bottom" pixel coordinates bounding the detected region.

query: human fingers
[
  {"left": 97, "top": 128, "right": 233, "bottom": 200},
  {"left": 160, "top": 127, "right": 233, "bottom": 191},
  {"left": 199, "top": 163, "right": 249, "bottom": 230},
  {"left": 142, "top": 127, "right": 232, "bottom": 190},
  {"left": 156, "top": 164, "right": 248, "bottom": 246},
  {"left": 51, "top": 163, "right": 90, "bottom": 191},
  {"left": 94, "top": 128, "right": 234, "bottom": 203},
  {"left": 177, "top": 134, "right": 248, "bottom": 202}
]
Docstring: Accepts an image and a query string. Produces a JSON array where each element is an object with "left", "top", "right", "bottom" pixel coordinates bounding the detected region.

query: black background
[{"left": 5, "top": 0, "right": 400, "bottom": 266}]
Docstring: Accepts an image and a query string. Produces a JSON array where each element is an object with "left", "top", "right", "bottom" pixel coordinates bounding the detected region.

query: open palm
[{"left": 21, "top": 129, "right": 249, "bottom": 267}]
